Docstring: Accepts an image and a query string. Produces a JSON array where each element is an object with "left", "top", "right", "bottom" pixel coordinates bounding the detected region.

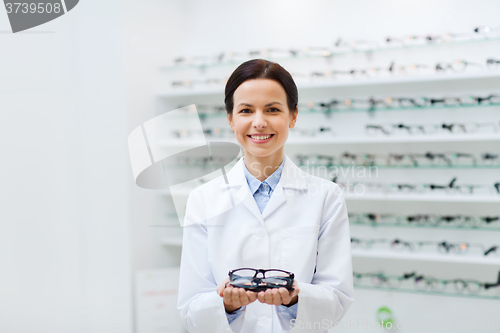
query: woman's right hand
[{"left": 216, "top": 278, "right": 258, "bottom": 313}]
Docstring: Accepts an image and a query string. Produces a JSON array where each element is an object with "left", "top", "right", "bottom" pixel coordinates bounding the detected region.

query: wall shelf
[
  {"left": 354, "top": 285, "right": 500, "bottom": 300},
  {"left": 350, "top": 222, "right": 500, "bottom": 231},
  {"left": 174, "top": 102, "right": 500, "bottom": 120},
  {"left": 158, "top": 134, "right": 500, "bottom": 148},
  {"left": 159, "top": 72, "right": 500, "bottom": 98},
  {"left": 344, "top": 194, "right": 500, "bottom": 203},
  {"left": 352, "top": 249, "right": 500, "bottom": 265},
  {"left": 160, "top": 37, "right": 500, "bottom": 71}
]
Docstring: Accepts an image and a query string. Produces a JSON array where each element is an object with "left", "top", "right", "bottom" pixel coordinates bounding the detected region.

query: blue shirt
[{"left": 226, "top": 156, "right": 298, "bottom": 327}]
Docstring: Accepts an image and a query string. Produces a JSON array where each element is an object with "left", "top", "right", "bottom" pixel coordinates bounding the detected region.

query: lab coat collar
[
  {"left": 243, "top": 155, "right": 285, "bottom": 195},
  {"left": 219, "top": 154, "right": 309, "bottom": 190},
  {"left": 219, "top": 154, "right": 309, "bottom": 222}
]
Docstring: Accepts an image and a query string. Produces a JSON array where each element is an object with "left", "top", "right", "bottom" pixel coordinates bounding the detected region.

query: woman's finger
[
  {"left": 264, "top": 289, "right": 274, "bottom": 304},
  {"left": 278, "top": 287, "right": 291, "bottom": 305},
  {"left": 257, "top": 291, "right": 266, "bottom": 303},
  {"left": 223, "top": 286, "right": 234, "bottom": 305},
  {"left": 271, "top": 288, "right": 282, "bottom": 305},
  {"left": 231, "top": 288, "right": 242, "bottom": 308},
  {"left": 247, "top": 291, "right": 258, "bottom": 303},
  {"left": 238, "top": 288, "right": 249, "bottom": 304},
  {"left": 217, "top": 278, "right": 230, "bottom": 297}
]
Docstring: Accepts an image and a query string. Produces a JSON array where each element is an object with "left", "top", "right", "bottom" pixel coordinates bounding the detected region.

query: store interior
[{"left": 1, "top": 1, "right": 499, "bottom": 332}]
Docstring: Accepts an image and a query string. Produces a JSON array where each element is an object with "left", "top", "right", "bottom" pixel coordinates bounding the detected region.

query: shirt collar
[{"left": 243, "top": 156, "right": 285, "bottom": 195}]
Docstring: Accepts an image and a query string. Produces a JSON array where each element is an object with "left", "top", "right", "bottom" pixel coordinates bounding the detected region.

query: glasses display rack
[{"left": 156, "top": 27, "right": 500, "bottom": 332}]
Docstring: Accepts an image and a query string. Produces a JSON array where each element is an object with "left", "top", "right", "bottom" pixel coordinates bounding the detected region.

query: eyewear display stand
[{"left": 156, "top": 27, "right": 500, "bottom": 333}]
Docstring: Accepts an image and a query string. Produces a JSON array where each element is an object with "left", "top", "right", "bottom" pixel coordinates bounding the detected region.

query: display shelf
[
  {"left": 159, "top": 188, "right": 500, "bottom": 203},
  {"left": 351, "top": 249, "right": 500, "bottom": 265},
  {"left": 160, "top": 36, "right": 500, "bottom": 71},
  {"left": 160, "top": 163, "right": 500, "bottom": 170},
  {"left": 354, "top": 285, "right": 500, "bottom": 300},
  {"left": 344, "top": 194, "right": 500, "bottom": 203},
  {"left": 286, "top": 134, "right": 500, "bottom": 144},
  {"left": 158, "top": 134, "right": 500, "bottom": 147},
  {"left": 184, "top": 102, "right": 500, "bottom": 119},
  {"left": 350, "top": 221, "right": 500, "bottom": 231},
  {"left": 159, "top": 72, "right": 500, "bottom": 98}
]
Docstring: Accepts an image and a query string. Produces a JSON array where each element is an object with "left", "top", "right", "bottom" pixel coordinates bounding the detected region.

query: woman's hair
[{"left": 224, "top": 59, "right": 298, "bottom": 116}]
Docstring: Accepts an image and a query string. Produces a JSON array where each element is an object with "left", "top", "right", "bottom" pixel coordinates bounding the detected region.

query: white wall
[
  {"left": 127, "top": 0, "right": 500, "bottom": 268},
  {"left": 0, "top": 1, "right": 132, "bottom": 332},
  {"left": 122, "top": 1, "right": 500, "bottom": 332}
]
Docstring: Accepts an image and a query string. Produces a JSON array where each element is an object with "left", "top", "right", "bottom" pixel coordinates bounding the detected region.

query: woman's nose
[{"left": 253, "top": 111, "right": 267, "bottom": 128}]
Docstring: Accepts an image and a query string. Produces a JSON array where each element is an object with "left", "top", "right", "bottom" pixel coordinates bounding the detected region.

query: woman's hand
[
  {"left": 216, "top": 278, "right": 258, "bottom": 313},
  {"left": 257, "top": 279, "right": 300, "bottom": 307}
]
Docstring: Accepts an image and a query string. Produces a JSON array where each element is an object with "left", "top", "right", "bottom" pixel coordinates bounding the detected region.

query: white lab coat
[{"left": 177, "top": 154, "right": 354, "bottom": 333}]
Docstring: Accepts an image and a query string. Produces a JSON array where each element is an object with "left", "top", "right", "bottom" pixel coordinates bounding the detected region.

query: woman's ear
[
  {"left": 227, "top": 113, "right": 234, "bottom": 131},
  {"left": 289, "top": 107, "right": 298, "bottom": 129}
]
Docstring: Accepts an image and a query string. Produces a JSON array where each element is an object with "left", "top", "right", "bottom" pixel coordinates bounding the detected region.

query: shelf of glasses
[
  {"left": 160, "top": 189, "right": 500, "bottom": 204},
  {"left": 159, "top": 163, "right": 500, "bottom": 170},
  {"left": 351, "top": 249, "right": 500, "bottom": 265},
  {"left": 354, "top": 285, "right": 500, "bottom": 300},
  {"left": 177, "top": 102, "right": 500, "bottom": 120},
  {"left": 160, "top": 37, "right": 500, "bottom": 72},
  {"left": 350, "top": 222, "right": 500, "bottom": 231},
  {"left": 344, "top": 194, "right": 500, "bottom": 203},
  {"left": 286, "top": 134, "right": 500, "bottom": 145},
  {"left": 159, "top": 72, "right": 500, "bottom": 98},
  {"left": 158, "top": 135, "right": 500, "bottom": 148}
]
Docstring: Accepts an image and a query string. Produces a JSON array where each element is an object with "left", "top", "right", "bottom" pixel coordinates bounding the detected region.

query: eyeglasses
[
  {"left": 365, "top": 121, "right": 499, "bottom": 135},
  {"left": 350, "top": 238, "right": 387, "bottom": 249},
  {"left": 310, "top": 94, "right": 500, "bottom": 113},
  {"left": 355, "top": 271, "right": 500, "bottom": 297},
  {"left": 350, "top": 212, "right": 500, "bottom": 228},
  {"left": 333, "top": 176, "right": 500, "bottom": 196},
  {"left": 171, "top": 78, "right": 227, "bottom": 88},
  {"left": 352, "top": 237, "right": 498, "bottom": 256},
  {"left": 473, "top": 26, "right": 500, "bottom": 37},
  {"left": 349, "top": 212, "right": 500, "bottom": 229},
  {"left": 290, "top": 126, "right": 335, "bottom": 137},
  {"left": 435, "top": 60, "right": 483, "bottom": 72},
  {"left": 486, "top": 58, "right": 500, "bottom": 70},
  {"left": 228, "top": 268, "right": 294, "bottom": 292},
  {"left": 482, "top": 153, "right": 500, "bottom": 164},
  {"left": 295, "top": 151, "right": 496, "bottom": 168}
]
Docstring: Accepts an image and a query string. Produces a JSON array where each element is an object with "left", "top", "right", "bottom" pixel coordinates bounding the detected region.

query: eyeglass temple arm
[{"left": 484, "top": 271, "right": 500, "bottom": 289}]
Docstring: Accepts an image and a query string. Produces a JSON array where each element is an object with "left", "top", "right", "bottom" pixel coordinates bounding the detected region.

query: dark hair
[{"left": 224, "top": 59, "right": 298, "bottom": 116}]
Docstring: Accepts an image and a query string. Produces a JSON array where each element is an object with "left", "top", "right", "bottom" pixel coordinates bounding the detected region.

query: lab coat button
[
  {"left": 259, "top": 316, "right": 268, "bottom": 324},
  {"left": 256, "top": 230, "right": 265, "bottom": 238}
]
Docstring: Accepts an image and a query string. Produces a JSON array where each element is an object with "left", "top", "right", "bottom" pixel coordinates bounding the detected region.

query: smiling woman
[
  {"left": 225, "top": 59, "right": 298, "bottom": 181},
  {"left": 177, "top": 59, "right": 354, "bottom": 333}
]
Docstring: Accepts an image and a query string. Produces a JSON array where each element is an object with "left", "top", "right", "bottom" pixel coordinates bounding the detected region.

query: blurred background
[{"left": 1, "top": 0, "right": 499, "bottom": 332}]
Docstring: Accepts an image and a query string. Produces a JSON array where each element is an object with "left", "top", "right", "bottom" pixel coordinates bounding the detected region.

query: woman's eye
[
  {"left": 268, "top": 108, "right": 280, "bottom": 112},
  {"left": 240, "top": 109, "right": 251, "bottom": 113}
]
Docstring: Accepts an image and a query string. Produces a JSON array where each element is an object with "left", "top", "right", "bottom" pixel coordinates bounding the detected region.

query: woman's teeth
[{"left": 249, "top": 135, "right": 272, "bottom": 140}]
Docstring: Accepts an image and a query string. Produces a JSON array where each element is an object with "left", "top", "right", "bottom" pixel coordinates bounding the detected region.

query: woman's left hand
[{"left": 257, "top": 279, "right": 300, "bottom": 306}]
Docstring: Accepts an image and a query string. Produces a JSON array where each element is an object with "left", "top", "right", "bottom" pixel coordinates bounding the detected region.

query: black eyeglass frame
[{"left": 228, "top": 268, "right": 295, "bottom": 292}]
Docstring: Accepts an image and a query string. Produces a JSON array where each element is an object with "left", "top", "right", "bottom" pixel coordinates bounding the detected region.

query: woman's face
[{"left": 227, "top": 79, "right": 297, "bottom": 160}]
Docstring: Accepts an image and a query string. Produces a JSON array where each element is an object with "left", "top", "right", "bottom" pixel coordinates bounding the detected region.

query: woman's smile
[{"left": 247, "top": 133, "right": 275, "bottom": 143}]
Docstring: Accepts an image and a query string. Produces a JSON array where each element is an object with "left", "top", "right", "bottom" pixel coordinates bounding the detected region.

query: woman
[{"left": 177, "top": 59, "right": 354, "bottom": 333}]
